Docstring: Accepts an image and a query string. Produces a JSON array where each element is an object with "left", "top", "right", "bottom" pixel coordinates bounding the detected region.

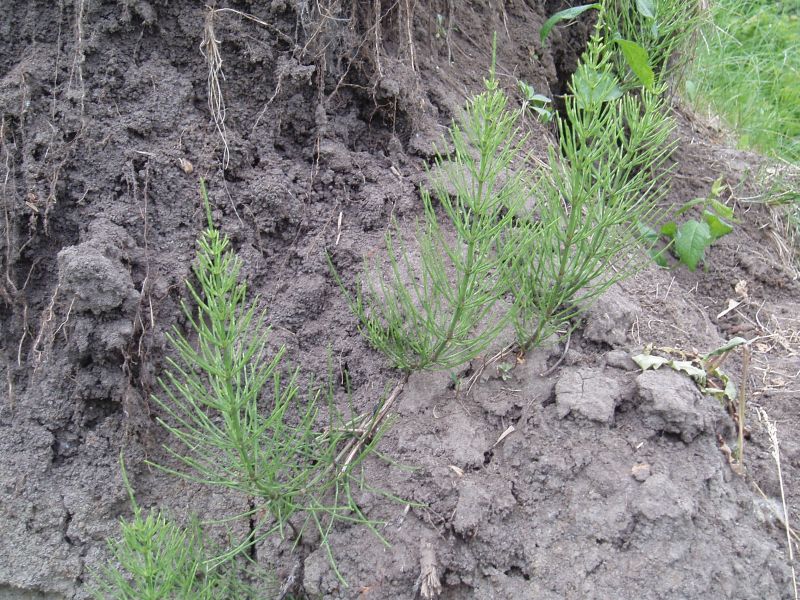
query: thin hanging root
[
  {"left": 200, "top": 7, "right": 302, "bottom": 167},
  {"left": 402, "top": 0, "right": 417, "bottom": 73},
  {"left": 201, "top": 9, "right": 229, "bottom": 169}
]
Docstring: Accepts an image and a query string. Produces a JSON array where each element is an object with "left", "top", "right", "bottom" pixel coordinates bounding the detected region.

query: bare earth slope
[{"left": 0, "top": 2, "right": 797, "bottom": 598}]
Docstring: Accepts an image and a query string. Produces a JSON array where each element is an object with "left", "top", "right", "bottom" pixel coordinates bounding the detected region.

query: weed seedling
[
  {"left": 91, "top": 456, "right": 274, "bottom": 599},
  {"left": 518, "top": 80, "right": 553, "bottom": 123},
  {"left": 644, "top": 176, "right": 735, "bottom": 270}
]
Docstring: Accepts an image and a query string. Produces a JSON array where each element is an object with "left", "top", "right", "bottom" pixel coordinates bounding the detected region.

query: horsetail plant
[
  {"left": 601, "top": 0, "right": 701, "bottom": 87},
  {"left": 151, "top": 182, "right": 381, "bottom": 581},
  {"left": 333, "top": 44, "right": 527, "bottom": 372},
  {"left": 506, "top": 26, "right": 675, "bottom": 349},
  {"left": 91, "top": 456, "right": 275, "bottom": 599}
]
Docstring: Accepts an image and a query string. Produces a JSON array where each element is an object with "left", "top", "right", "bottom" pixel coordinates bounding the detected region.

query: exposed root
[
  {"left": 67, "top": 0, "right": 87, "bottom": 117},
  {"left": 1, "top": 116, "right": 15, "bottom": 304},
  {"left": 30, "top": 280, "right": 64, "bottom": 371},
  {"left": 202, "top": 6, "right": 319, "bottom": 164},
  {"left": 201, "top": 8, "right": 229, "bottom": 169},
  {"left": 402, "top": 0, "right": 417, "bottom": 73},
  {"left": 44, "top": 0, "right": 88, "bottom": 233}
]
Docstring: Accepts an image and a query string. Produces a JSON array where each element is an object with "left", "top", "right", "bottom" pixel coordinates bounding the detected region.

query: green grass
[{"left": 686, "top": 0, "right": 800, "bottom": 163}]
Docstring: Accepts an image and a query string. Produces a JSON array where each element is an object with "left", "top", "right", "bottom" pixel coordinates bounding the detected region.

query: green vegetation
[
  {"left": 337, "top": 9, "right": 677, "bottom": 368},
  {"left": 602, "top": 0, "right": 700, "bottom": 86},
  {"left": 643, "top": 176, "right": 736, "bottom": 271},
  {"left": 94, "top": 183, "right": 385, "bottom": 594},
  {"left": 91, "top": 458, "right": 274, "bottom": 600},
  {"left": 518, "top": 80, "right": 554, "bottom": 123},
  {"left": 96, "top": 0, "right": 709, "bottom": 593},
  {"left": 151, "top": 183, "right": 381, "bottom": 576},
  {"left": 507, "top": 29, "right": 673, "bottom": 348},
  {"left": 335, "top": 47, "right": 526, "bottom": 372},
  {"left": 686, "top": 0, "right": 800, "bottom": 162},
  {"left": 540, "top": 0, "right": 700, "bottom": 89}
]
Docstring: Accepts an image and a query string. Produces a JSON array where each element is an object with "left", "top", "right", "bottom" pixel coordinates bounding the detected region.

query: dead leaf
[
  {"left": 415, "top": 542, "right": 442, "bottom": 599},
  {"left": 493, "top": 425, "right": 515, "bottom": 447},
  {"left": 716, "top": 299, "right": 741, "bottom": 320}
]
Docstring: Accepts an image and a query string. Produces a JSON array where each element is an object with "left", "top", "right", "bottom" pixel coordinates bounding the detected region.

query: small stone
[{"left": 631, "top": 463, "right": 652, "bottom": 482}]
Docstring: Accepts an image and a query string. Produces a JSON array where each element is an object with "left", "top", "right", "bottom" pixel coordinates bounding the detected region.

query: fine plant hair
[
  {"left": 91, "top": 456, "right": 274, "bottom": 599},
  {"left": 151, "top": 182, "right": 383, "bottom": 579},
  {"left": 506, "top": 27, "right": 674, "bottom": 348},
  {"left": 334, "top": 45, "right": 527, "bottom": 372},
  {"left": 602, "top": 0, "right": 701, "bottom": 87}
]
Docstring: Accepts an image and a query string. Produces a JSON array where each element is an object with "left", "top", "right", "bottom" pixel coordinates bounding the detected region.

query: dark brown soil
[{"left": 1, "top": 2, "right": 798, "bottom": 599}]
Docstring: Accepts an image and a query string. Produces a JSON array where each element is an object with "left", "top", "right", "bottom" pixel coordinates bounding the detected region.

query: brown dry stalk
[
  {"left": 737, "top": 343, "right": 750, "bottom": 466},
  {"left": 414, "top": 541, "right": 442, "bottom": 599},
  {"left": 757, "top": 407, "right": 799, "bottom": 600},
  {"left": 339, "top": 374, "right": 408, "bottom": 472}
]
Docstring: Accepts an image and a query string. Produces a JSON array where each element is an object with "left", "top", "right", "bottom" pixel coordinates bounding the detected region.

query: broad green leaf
[
  {"left": 723, "top": 375, "right": 737, "bottom": 401},
  {"left": 636, "top": 0, "right": 655, "bottom": 18},
  {"left": 675, "top": 220, "right": 711, "bottom": 271},
  {"left": 632, "top": 354, "right": 669, "bottom": 370},
  {"left": 704, "top": 210, "right": 734, "bottom": 241},
  {"left": 660, "top": 221, "right": 678, "bottom": 238},
  {"left": 709, "top": 198, "right": 734, "bottom": 220},
  {"left": 633, "top": 355, "right": 708, "bottom": 385},
  {"left": 671, "top": 360, "right": 707, "bottom": 384},
  {"left": 541, "top": 4, "right": 600, "bottom": 43},
  {"left": 615, "top": 39, "right": 655, "bottom": 90},
  {"left": 518, "top": 80, "right": 536, "bottom": 98},
  {"left": 571, "top": 66, "right": 623, "bottom": 108},
  {"left": 650, "top": 247, "right": 669, "bottom": 268},
  {"left": 703, "top": 337, "right": 748, "bottom": 358},
  {"left": 702, "top": 370, "right": 737, "bottom": 401},
  {"left": 530, "top": 105, "right": 554, "bottom": 122}
]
